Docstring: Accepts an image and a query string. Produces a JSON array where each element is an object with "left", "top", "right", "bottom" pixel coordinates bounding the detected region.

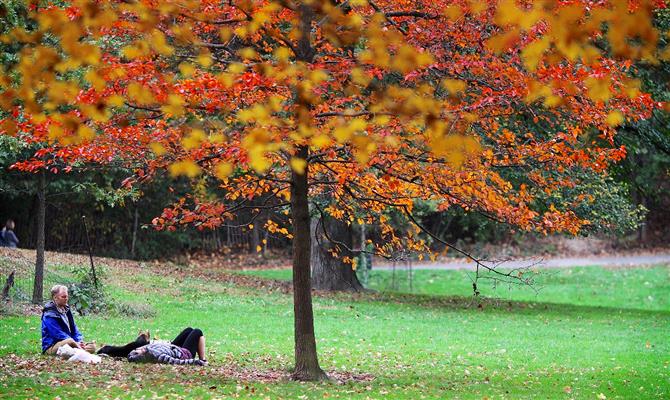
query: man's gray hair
[{"left": 50, "top": 284, "right": 68, "bottom": 299}]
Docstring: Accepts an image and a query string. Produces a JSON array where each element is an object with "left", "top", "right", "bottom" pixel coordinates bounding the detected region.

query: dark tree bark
[
  {"left": 250, "top": 208, "right": 261, "bottom": 254},
  {"left": 290, "top": 145, "right": 327, "bottom": 381},
  {"left": 32, "top": 170, "right": 45, "bottom": 304},
  {"left": 311, "top": 216, "right": 365, "bottom": 292},
  {"left": 287, "top": 2, "right": 327, "bottom": 382}
]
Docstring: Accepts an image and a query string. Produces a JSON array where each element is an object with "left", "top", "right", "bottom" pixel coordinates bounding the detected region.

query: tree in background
[
  {"left": 612, "top": 7, "right": 670, "bottom": 244},
  {"left": 0, "top": 0, "right": 663, "bottom": 380}
]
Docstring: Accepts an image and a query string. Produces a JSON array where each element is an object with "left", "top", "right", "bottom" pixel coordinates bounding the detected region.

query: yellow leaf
[
  {"left": 584, "top": 77, "right": 611, "bottom": 103},
  {"left": 238, "top": 47, "right": 257, "bottom": 60},
  {"left": 311, "top": 134, "right": 331, "bottom": 149},
  {"left": 352, "top": 135, "right": 376, "bottom": 164},
  {"left": 127, "top": 82, "right": 155, "bottom": 105},
  {"left": 178, "top": 62, "right": 196, "bottom": 77},
  {"left": 521, "top": 37, "right": 549, "bottom": 72},
  {"left": 543, "top": 95, "right": 562, "bottom": 108},
  {"left": 606, "top": 110, "right": 624, "bottom": 127},
  {"left": 84, "top": 70, "right": 106, "bottom": 91},
  {"left": 309, "top": 70, "right": 329, "bottom": 84},
  {"left": 290, "top": 157, "right": 307, "bottom": 175},
  {"left": 494, "top": 0, "right": 524, "bottom": 26},
  {"left": 161, "top": 94, "right": 185, "bottom": 117},
  {"left": 219, "top": 27, "right": 232, "bottom": 41},
  {"left": 168, "top": 160, "right": 201, "bottom": 178},
  {"left": 227, "top": 63, "right": 246, "bottom": 74},
  {"left": 441, "top": 79, "right": 467, "bottom": 94},
  {"left": 249, "top": 155, "right": 271, "bottom": 173},
  {"left": 468, "top": 0, "right": 487, "bottom": 16},
  {"left": 149, "top": 30, "right": 174, "bottom": 56},
  {"left": 197, "top": 53, "right": 213, "bottom": 67},
  {"left": 0, "top": 120, "right": 18, "bottom": 136},
  {"left": 333, "top": 126, "right": 352, "bottom": 143},
  {"left": 149, "top": 142, "right": 167, "bottom": 156},
  {"left": 274, "top": 47, "right": 292, "bottom": 62},
  {"left": 256, "top": 245, "right": 262, "bottom": 252},
  {"left": 182, "top": 128, "right": 206, "bottom": 150},
  {"left": 48, "top": 124, "right": 65, "bottom": 140},
  {"left": 217, "top": 73, "right": 235, "bottom": 88},
  {"left": 214, "top": 162, "right": 233, "bottom": 179},
  {"left": 350, "top": 67, "right": 371, "bottom": 86},
  {"left": 77, "top": 125, "right": 95, "bottom": 141},
  {"left": 106, "top": 95, "right": 125, "bottom": 107},
  {"left": 80, "top": 104, "right": 110, "bottom": 122},
  {"left": 444, "top": 5, "right": 463, "bottom": 21},
  {"left": 485, "top": 30, "right": 520, "bottom": 54}
]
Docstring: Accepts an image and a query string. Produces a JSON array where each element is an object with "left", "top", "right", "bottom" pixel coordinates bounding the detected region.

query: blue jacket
[
  {"left": 0, "top": 228, "right": 18, "bottom": 248},
  {"left": 41, "top": 301, "right": 83, "bottom": 353}
]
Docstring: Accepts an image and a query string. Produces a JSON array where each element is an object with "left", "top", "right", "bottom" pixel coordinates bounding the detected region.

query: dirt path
[{"left": 375, "top": 253, "right": 670, "bottom": 271}]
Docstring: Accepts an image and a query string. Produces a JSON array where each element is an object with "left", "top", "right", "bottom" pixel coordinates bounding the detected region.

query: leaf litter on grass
[{"left": 0, "top": 354, "right": 373, "bottom": 390}]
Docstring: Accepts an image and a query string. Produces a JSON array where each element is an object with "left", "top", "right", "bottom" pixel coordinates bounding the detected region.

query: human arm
[
  {"left": 42, "top": 317, "right": 79, "bottom": 348},
  {"left": 7, "top": 230, "right": 18, "bottom": 246},
  {"left": 71, "top": 321, "right": 83, "bottom": 343}
]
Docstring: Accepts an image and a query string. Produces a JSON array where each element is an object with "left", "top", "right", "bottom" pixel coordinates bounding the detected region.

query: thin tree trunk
[
  {"left": 32, "top": 170, "right": 46, "bottom": 304},
  {"left": 250, "top": 216, "right": 260, "bottom": 254},
  {"left": 2, "top": 270, "right": 15, "bottom": 300},
  {"left": 311, "top": 216, "right": 364, "bottom": 291},
  {"left": 290, "top": 145, "right": 327, "bottom": 381},
  {"left": 131, "top": 206, "right": 139, "bottom": 258}
]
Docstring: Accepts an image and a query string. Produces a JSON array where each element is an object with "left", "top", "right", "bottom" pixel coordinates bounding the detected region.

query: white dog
[{"left": 56, "top": 344, "right": 102, "bottom": 364}]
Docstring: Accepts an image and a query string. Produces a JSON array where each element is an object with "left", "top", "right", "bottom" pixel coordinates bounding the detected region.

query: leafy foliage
[{"left": 66, "top": 264, "right": 107, "bottom": 315}]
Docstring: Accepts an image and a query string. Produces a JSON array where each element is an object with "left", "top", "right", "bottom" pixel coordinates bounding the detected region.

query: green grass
[
  {"left": 239, "top": 265, "right": 670, "bottom": 311},
  {"left": 1, "top": 261, "right": 668, "bottom": 399}
]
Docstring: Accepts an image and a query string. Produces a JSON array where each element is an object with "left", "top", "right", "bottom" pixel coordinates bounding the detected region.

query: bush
[{"left": 67, "top": 265, "right": 108, "bottom": 315}]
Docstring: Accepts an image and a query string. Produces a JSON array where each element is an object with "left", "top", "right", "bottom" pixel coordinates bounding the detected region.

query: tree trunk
[
  {"left": 32, "top": 170, "right": 45, "bottom": 304},
  {"left": 290, "top": 145, "right": 327, "bottom": 381},
  {"left": 311, "top": 216, "right": 364, "bottom": 291},
  {"left": 131, "top": 206, "right": 139, "bottom": 258},
  {"left": 2, "top": 270, "right": 15, "bottom": 300},
  {"left": 250, "top": 211, "right": 260, "bottom": 254}
]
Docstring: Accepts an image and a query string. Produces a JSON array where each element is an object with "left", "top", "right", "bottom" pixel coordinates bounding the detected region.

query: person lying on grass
[
  {"left": 41, "top": 285, "right": 96, "bottom": 355},
  {"left": 127, "top": 327, "right": 208, "bottom": 366}
]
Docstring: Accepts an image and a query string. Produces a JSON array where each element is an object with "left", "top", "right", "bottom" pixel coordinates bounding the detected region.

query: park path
[{"left": 374, "top": 252, "right": 670, "bottom": 271}]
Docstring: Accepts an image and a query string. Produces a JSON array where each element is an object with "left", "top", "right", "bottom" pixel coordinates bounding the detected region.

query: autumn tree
[{"left": 1, "top": 0, "right": 664, "bottom": 380}]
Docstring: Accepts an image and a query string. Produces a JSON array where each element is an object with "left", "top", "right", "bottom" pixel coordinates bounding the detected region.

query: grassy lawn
[
  {"left": 1, "top": 259, "right": 668, "bottom": 399},
  {"left": 240, "top": 265, "right": 670, "bottom": 311}
]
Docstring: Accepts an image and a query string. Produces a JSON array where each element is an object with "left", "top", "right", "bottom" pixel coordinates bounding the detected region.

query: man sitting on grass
[{"left": 41, "top": 285, "right": 96, "bottom": 355}]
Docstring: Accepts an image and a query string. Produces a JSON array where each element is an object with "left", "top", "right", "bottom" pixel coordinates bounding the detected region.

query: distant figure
[
  {"left": 128, "top": 327, "right": 208, "bottom": 366},
  {"left": 0, "top": 219, "right": 19, "bottom": 248},
  {"left": 41, "top": 285, "right": 97, "bottom": 355}
]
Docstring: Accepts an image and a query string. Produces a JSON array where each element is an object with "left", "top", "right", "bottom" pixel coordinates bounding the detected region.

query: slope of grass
[{"left": 0, "top": 261, "right": 668, "bottom": 399}]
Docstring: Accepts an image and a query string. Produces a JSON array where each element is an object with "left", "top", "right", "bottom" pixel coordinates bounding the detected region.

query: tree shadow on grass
[{"left": 341, "top": 291, "right": 670, "bottom": 318}]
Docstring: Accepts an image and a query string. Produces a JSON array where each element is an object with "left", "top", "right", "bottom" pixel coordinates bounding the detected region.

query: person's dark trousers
[
  {"left": 97, "top": 333, "right": 149, "bottom": 357},
  {"left": 171, "top": 327, "right": 203, "bottom": 358}
]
